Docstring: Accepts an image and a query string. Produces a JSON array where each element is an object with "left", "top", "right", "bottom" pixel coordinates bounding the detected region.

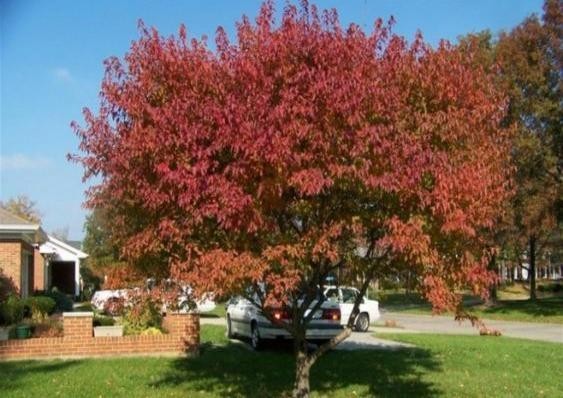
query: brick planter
[
  {"left": 93, "top": 325, "right": 123, "bottom": 337},
  {"left": 0, "top": 312, "right": 199, "bottom": 361}
]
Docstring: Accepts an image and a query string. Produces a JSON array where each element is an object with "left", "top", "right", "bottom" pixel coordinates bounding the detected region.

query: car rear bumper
[{"left": 257, "top": 322, "right": 343, "bottom": 340}]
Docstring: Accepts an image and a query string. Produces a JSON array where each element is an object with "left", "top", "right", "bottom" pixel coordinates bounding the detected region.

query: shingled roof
[
  {"left": 0, "top": 207, "right": 47, "bottom": 243},
  {"left": 0, "top": 207, "right": 37, "bottom": 226}
]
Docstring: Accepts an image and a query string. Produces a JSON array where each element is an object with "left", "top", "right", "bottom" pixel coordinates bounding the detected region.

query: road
[
  {"left": 379, "top": 312, "right": 563, "bottom": 343},
  {"left": 201, "top": 313, "right": 562, "bottom": 348}
]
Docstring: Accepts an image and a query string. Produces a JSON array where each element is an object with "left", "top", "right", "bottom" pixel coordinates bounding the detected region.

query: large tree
[
  {"left": 497, "top": 0, "right": 562, "bottom": 299},
  {"left": 459, "top": 0, "right": 562, "bottom": 299},
  {"left": 72, "top": 2, "right": 513, "bottom": 396}
]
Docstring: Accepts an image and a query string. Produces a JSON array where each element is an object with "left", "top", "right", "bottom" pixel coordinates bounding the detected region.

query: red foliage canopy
[{"left": 72, "top": 2, "right": 513, "bottom": 312}]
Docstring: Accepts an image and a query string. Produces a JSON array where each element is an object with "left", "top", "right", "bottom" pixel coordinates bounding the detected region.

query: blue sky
[{"left": 0, "top": 0, "right": 544, "bottom": 240}]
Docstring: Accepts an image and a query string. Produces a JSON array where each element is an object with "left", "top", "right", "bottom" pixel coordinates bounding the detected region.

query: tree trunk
[
  {"left": 529, "top": 235, "right": 537, "bottom": 301},
  {"left": 487, "top": 253, "right": 498, "bottom": 305},
  {"left": 293, "top": 347, "right": 312, "bottom": 398}
]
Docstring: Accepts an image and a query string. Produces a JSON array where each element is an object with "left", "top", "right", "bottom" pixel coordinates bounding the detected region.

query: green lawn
[
  {"left": 199, "top": 301, "right": 227, "bottom": 318},
  {"left": 1, "top": 325, "right": 562, "bottom": 397},
  {"left": 379, "top": 291, "right": 563, "bottom": 324}
]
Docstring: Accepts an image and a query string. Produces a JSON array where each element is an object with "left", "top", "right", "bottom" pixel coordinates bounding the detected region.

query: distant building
[{"left": 0, "top": 207, "right": 88, "bottom": 298}]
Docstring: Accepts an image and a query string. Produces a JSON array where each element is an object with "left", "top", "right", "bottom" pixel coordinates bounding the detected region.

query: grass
[
  {"left": 199, "top": 301, "right": 227, "bottom": 318},
  {"left": 1, "top": 325, "right": 562, "bottom": 397},
  {"left": 379, "top": 283, "right": 563, "bottom": 324}
]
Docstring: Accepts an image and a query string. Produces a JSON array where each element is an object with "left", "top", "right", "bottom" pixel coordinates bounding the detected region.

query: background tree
[
  {"left": 0, "top": 195, "right": 42, "bottom": 224},
  {"left": 72, "top": 2, "right": 513, "bottom": 396},
  {"left": 82, "top": 207, "right": 121, "bottom": 270},
  {"left": 497, "top": 0, "right": 562, "bottom": 300},
  {"left": 459, "top": 0, "right": 562, "bottom": 300},
  {"left": 82, "top": 206, "right": 127, "bottom": 291},
  {"left": 50, "top": 226, "right": 70, "bottom": 241}
]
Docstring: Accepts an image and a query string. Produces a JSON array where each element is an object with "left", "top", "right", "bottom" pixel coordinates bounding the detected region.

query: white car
[
  {"left": 176, "top": 289, "right": 217, "bottom": 314},
  {"left": 91, "top": 289, "right": 129, "bottom": 311},
  {"left": 323, "top": 286, "right": 380, "bottom": 332},
  {"left": 91, "top": 288, "right": 216, "bottom": 314},
  {"left": 226, "top": 296, "right": 343, "bottom": 350}
]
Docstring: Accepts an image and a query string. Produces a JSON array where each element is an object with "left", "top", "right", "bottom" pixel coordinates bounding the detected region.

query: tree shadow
[
  {"left": 0, "top": 360, "right": 80, "bottom": 393},
  {"left": 150, "top": 340, "right": 441, "bottom": 397},
  {"left": 199, "top": 313, "right": 221, "bottom": 318}
]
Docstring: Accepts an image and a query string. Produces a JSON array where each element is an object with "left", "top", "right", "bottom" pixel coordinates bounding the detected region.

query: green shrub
[
  {"left": 44, "top": 288, "right": 73, "bottom": 312},
  {"left": 538, "top": 283, "right": 562, "bottom": 293},
  {"left": 0, "top": 268, "right": 18, "bottom": 302},
  {"left": 0, "top": 295, "right": 25, "bottom": 325},
  {"left": 24, "top": 296, "right": 56, "bottom": 321},
  {"left": 93, "top": 315, "right": 115, "bottom": 327},
  {"left": 74, "top": 302, "right": 95, "bottom": 312},
  {"left": 122, "top": 295, "right": 162, "bottom": 335},
  {"left": 80, "top": 266, "right": 102, "bottom": 301},
  {"left": 32, "top": 319, "right": 63, "bottom": 338},
  {"left": 140, "top": 327, "right": 163, "bottom": 336}
]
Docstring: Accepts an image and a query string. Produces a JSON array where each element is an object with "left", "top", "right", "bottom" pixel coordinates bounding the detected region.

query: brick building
[{"left": 0, "top": 207, "right": 47, "bottom": 298}]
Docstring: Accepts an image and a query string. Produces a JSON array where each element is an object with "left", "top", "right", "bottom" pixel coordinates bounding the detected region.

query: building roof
[
  {"left": 65, "top": 240, "right": 83, "bottom": 251},
  {"left": 0, "top": 207, "right": 47, "bottom": 243},
  {"left": 0, "top": 207, "right": 37, "bottom": 225},
  {"left": 40, "top": 235, "right": 88, "bottom": 259}
]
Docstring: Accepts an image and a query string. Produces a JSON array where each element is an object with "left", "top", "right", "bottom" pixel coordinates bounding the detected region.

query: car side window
[
  {"left": 341, "top": 288, "right": 355, "bottom": 304},
  {"left": 342, "top": 288, "right": 364, "bottom": 304},
  {"left": 326, "top": 288, "right": 340, "bottom": 303}
]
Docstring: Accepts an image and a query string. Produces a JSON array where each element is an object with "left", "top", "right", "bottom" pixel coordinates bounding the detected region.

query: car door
[
  {"left": 228, "top": 297, "right": 248, "bottom": 336},
  {"left": 340, "top": 288, "right": 364, "bottom": 325},
  {"left": 339, "top": 288, "right": 354, "bottom": 325}
]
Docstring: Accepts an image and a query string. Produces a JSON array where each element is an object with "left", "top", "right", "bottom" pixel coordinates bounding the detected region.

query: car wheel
[
  {"left": 355, "top": 313, "right": 370, "bottom": 332},
  {"left": 227, "top": 315, "right": 234, "bottom": 339},
  {"left": 250, "top": 322, "right": 262, "bottom": 351}
]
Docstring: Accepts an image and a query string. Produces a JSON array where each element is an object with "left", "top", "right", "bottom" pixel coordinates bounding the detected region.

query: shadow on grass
[
  {"left": 199, "top": 313, "right": 221, "bottom": 318},
  {"left": 0, "top": 360, "right": 80, "bottom": 393},
  {"left": 151, "top": 340, "right": 441, "bottom": 397}
]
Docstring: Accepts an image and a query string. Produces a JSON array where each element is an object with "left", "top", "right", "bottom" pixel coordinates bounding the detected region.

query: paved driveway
[
  {"left": 200, "top": 317, "right": 410, "bottom": 349},
  {"left": 379, "top": 312, "right": 563, "bottom": 343}
]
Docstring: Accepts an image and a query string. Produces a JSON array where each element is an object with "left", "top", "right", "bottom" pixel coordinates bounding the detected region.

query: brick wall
[
  {"left": 0, "top": 312, "right": 200, "bottom": 361},
  {"left": 33, "top": 248, "right": 45, "bottom": 292},
  {"left": 0, "top": 241, "right": 22, "bottom": 294}
]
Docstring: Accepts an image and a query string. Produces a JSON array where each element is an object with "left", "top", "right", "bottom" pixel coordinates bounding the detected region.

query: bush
[
  {"left": 93, "top": 315, "right": 115, "bottom": 327},
  {"left": 537, "top": 282, "right": 562, "bottom": 293},
  {"left": 140, "top": 327, "right": 163, "bottom": 336},
  {"left": 80, "top": 266, "right": 102, "bottom": 301},
  {"left": 31, "top": 319, "right": 63, "bottom": 338},
  {"left": 44, "top": 288, "right": 73, "bottom": 312},
  {"left": 0, "top": 268, "right": 18, "bottom": 302},
  {"left": 0, "top": 295, "right": 25, "bottom": 325},
  {"left": 103, "top": 297, "right": 126, "bottom": 316},
  {"left": 73, "top": 302, "right": 95, "bottom": 312},
  {"left": 380, "top": 277, "right": 402, "bottom": 291},
  {"left": 24, "top": 296, "right": 56, "bottom": 322},
  {"left": 122, "top": 295, "right": 162, "bottom": 335}
]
